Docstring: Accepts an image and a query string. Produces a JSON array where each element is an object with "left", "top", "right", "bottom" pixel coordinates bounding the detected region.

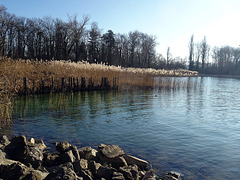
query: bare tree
[
  {"left": 188, "top": 35, "right": 194, "bottom": 70},
  {"left": 166, "top": 47, "right": 172, "bottom": 69},
  {"left": 200, "top": 36, "right": 210, "bottom": 73}
]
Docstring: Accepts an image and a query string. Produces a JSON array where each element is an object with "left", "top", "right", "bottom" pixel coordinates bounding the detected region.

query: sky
[{"left": 1, "top": 0, "right": 240, "bottom": 59}]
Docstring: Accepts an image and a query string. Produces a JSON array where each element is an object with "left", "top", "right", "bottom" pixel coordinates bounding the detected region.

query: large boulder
[
  {"left": 101, "top": 145, "right": 124, "bottom": 159},
  {"left": 98, "top": 144, "right": 127, "bottom": 168},
  {"left": 4, "top": 135, "right": 44, "bottom": 168},
  {"left": 4, "top": 135, "right": 28, "bottom": 161}
]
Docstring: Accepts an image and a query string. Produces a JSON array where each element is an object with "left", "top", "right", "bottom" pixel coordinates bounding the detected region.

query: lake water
[{"left": 1, "top": 76, "right": 240, "bottom": 179}]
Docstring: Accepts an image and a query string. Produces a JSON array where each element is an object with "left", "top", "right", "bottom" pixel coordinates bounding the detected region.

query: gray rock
[
  {"left": 88, "top": 160, "right": 101, "bottom": 176},
  {"left": 35, "top": 139, "right": 47, "bottom": 151},
  {"left": 70, "top": 145, "right": 80, "bottom": 161},
  {"left": 4, "top": 135, "right": 44, "bottom": 168},
  {"left": 73, "top": 159, "right": 88, "bottom": 173},
  {"left": 124, "top": 155, "right": 148, "bottom": 170},
  {"left": 111, "top": 156, "right": 128, "bottom": 169},
  {"left": 164, "top": 171, "right": 183, "bottom": 180},
  {"left": 78, "top": 146, "right": 97, "bottom": 160},
  {"left": 0, "top": 161, "right": 48, "bottom": 180},
  {"left": 97, "top": 165, "right": 117, "bottom": 179},
  {"left": 56, "top": 141, "right": 71, "bottom": 153},
  {"left": 25, "top": 145, "right": 44, "bottom": 168},
  {"left": 58, "top": 150, "right": 75, "bottom": 164},
  {"left": 101, "top": 145, "right": 124, "bottom": 159},
  {"left": 97, "top": 144, "right": 106, "bottom": 151},
  {"left": 119, "top": 165, "right": 139, "bottom": 180},
  {"left": 45, "top": 165, "right": 81, "bottom": 180},
  {"left": 43, "top": 152, "right": 59, "bottom": 167}
]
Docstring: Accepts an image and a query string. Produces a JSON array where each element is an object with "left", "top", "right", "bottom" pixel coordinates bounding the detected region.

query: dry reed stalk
[{"left": 0, "top": 57, "right": 198, "bottom": 93}]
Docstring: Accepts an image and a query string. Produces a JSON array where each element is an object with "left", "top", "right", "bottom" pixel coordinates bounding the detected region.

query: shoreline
[{"left": 0, "top": 135, "right": 182, "bottom": 180}]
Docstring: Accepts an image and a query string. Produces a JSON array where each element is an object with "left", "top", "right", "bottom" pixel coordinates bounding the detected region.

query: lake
[{"left": 1, "top": 76, "right": 240, "bottom": 179}]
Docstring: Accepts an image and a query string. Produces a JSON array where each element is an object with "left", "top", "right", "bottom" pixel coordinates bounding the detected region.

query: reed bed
[
  {"left": 0, "top": 56, "right": 198, "bottom": 125},
  {"left": 0, "top": 57, "right": 198, "bottom": 93}
]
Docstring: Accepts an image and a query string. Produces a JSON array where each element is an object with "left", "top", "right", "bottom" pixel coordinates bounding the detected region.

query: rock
[
  {"left": 73, "top": 159, "right": 88, "bottom": 173},
  {"left": 25, "top": 145, "right": 44, "bottom": 168},
  {"left": 163, "top": 171, "right": 183, "bottom": 180},
  {"left": 70, "top": 145, "right": 80, "bottom": 161},
  {"left": 56, "top": 141, "right": 71, "bottom": 153},
  {"left": 0, "top": 149, "right": 6, "bottom": 160},
  {"left": 4, "top": 135, "right": 43, "bottom": 168},
  {"left": 119, "top": 165, "right": 139, "bottom": 180},
  {"left": 35, "top": 139, "right": 47, "bottom": 151},
  {"left": 58, "top": 150, "right": 75, "bottom": 164},
  {"left": 101, "top": 145, "right": 124, "bottom": 159},
  {"left": 97, "top": 165, "right": 117, "bottom": 179},
  {"left": 97, "top": 144, "right": 106, "bottom": 151},
  {"left": 45, "top": 165, "right": 82, "bottom": 180},
  {"left": 78, "top": 146, "right": 97, "bottom": 160},
  {"left": 142, "top": 169, "right": 156, "bottom": 180},
  {"left": 124, "top": 155, "right": 148, "bottom": 170},
  {"left": 0, "top": 161, "right": 48, "bottom": 180},
  {"left": 29, "top": 137, "right": 35, "bottom": 144},
  {"left": 111, "top": 156, "right": 128, "bottom": 169},
  {"left": 112, "top": 172, "right": 125, "bottom": 180},
  {"left": 88, "top": 160, "right": 101, "bottom": 177},
  {"left": 0, "top": 135, "right": 10, "bottom": 147},
  {"left": 5, "top": 135, "right": 28, "bottom": 161},
  {"left": 43, "top": 152, "right": 59, "bottom": 167},
  {"left": 98, "top": 145, "right": 127, "bottom": 169},
  {"left": 77, "top": 169, "right": 93, "bottom": 180}
]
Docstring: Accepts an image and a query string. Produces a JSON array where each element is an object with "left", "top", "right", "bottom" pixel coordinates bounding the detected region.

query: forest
[{"left": 1, "top": 5, "right": 240, "bottom": 75}]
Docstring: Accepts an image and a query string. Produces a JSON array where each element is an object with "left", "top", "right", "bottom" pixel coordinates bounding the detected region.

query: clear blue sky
[{"left": 1, "top": 0, "right": 240, "bottom": 59}]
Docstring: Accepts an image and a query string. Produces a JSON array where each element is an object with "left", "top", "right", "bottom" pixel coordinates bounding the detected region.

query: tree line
[
  {"left": 0, "top": 5, "right": 167, "bottom": 69},
  {"left": 188, "top": 35, "right": 240, "bottom": 75}
]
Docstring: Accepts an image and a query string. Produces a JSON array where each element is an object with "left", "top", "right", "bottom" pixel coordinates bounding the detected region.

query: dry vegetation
[{"left": 0, "top": 57, "right": 198, "bottom": 93}]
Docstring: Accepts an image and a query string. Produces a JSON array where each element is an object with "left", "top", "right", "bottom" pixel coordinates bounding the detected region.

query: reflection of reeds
[{"left": 0, "top": 75, "right": 12, "bottom": 127}]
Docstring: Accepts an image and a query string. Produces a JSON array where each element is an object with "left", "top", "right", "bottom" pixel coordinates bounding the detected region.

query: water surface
[{"left": 1, "top": 77, "right": 240, "bottom": 179}]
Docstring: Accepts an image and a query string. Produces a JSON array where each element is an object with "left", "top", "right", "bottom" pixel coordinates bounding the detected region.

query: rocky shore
[{"left": 0, "top": 135, "right": 182, "bottom": 180}]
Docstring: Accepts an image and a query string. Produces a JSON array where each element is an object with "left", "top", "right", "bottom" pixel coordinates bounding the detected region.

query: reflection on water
[{"left": 1, "top": 77, "right": 240, "bottom": 179}]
